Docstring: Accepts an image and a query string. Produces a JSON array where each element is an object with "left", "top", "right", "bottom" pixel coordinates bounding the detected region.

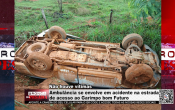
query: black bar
[{"left": 25, "top": 101, "right": 159, "bottom": 104}]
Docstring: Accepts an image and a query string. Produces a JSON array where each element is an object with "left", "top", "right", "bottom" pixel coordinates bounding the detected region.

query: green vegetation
[
  {"left": 15, "top": 100, "right": 29, "bottom": 109},
  {"left": 15, "top": 0, "right": 161, "bottom": 58},
  {"left": 125, "top": 0, "right": 161, "bottom": 24}
]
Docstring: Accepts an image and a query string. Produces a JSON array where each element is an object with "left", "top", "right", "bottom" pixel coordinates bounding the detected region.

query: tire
[
  {"left": 125, "top": 64, "right": 153, "bottom": 84},
  {"left": 122, "top": 33, "right": 143, "bottom": 49},
  {"left": 48, "top": 26, "right": 66, "bottom": 39},
  {"left": 27, "top": 52, "right": 52, "bottom": 71},
  {"left": 26, "top": 42, "right": 46, "bottom": 55}
]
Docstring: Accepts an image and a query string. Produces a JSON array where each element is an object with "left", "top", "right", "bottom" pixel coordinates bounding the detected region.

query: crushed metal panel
[{"left": 56, "top": 65, "right": 78, "bottom": 83}]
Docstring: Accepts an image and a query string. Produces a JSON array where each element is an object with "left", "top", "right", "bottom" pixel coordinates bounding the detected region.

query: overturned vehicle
[{"left": 15, "top": 26, "right": 161, "bottom": 89}]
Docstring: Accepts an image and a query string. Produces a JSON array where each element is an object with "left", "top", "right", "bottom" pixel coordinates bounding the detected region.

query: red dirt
[
  {"left": 87, "top": 19, "right": 96, "bottom": 24},
  {"left": 85, "top": 19, "right": 96, "bottom": 28},
  {"left": 15, "top": 73, "right": 161, "bottom": 110},
  {"left": 15, "top": 73, "right": 69, "bottom": 110}
]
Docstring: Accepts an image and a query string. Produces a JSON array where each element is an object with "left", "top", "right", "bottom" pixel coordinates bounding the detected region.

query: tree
[
  {"left": 125, "top": 0, "right": 161, "bottom": 24},
  {"left": 58, "top": 0, "right": 63, "bottom": 13}
]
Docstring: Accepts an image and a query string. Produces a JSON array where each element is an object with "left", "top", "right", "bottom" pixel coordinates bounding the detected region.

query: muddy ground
[{"left": 15, "top": 72, "right": 161, "bottom": 110}]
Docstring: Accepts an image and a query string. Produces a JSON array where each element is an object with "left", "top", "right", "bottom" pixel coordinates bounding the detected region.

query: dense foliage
[{"left": 125, "top": 0, "right": 161, "bottom": 24}]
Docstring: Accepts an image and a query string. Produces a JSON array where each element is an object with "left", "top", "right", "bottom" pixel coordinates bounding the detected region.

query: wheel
[
  {"left": 27, "top": 52, "right": 52, "bottom": 71},
  {"left": 125, "top": 44, "right": 141, "bottom": 56},
  {"left": 125, "top": 64, "right": 153, "bottom": 84},
  {"left": 26, "top": 42, "right": 46, "bottom": 55},
  {"left": 48, "top": 26, "right": 66, "bottom": 39},
  {"left": 122, "top": 33, "right": 143, "bottom": 49}
]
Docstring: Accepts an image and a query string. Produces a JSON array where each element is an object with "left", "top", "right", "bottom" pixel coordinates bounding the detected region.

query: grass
[
  {"left": 15, "top": 100, "right": 29, "bottom": 109},
  {"left": 15, "top": 0, "right": 161, "bottom": 58}
]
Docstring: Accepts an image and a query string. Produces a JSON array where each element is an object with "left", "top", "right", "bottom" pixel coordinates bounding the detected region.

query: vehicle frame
[{"left": 15, "top": 26, "right": 161, "bottom": 89}]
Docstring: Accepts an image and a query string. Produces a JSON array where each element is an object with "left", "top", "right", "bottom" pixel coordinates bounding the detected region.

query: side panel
[
  {"left": 55, "top": 65, "right": 78, "bottom": 83},
  {"left": 78, "top": 68, "right": 122, "bottom": 88}
]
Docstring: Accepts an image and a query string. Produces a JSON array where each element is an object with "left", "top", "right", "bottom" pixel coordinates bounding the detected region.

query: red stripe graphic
[{"left": 0, "top": 28, "right": 8, "bottom": 30}]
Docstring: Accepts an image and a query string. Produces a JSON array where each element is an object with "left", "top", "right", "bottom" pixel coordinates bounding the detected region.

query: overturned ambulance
[{"left": 15, "top": 26, "right": 161, "bottom": 89}]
